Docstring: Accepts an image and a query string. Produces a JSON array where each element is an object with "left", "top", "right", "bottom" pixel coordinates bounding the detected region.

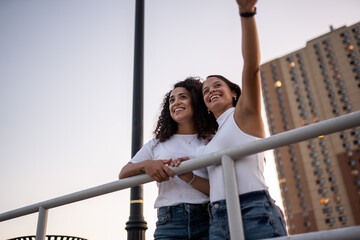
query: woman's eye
[
  {"left": 169, "top": 99, "right": 174, "bottom": 103},
  {"left": 203, "top": 90, "right": 208, "bottom": 95}
]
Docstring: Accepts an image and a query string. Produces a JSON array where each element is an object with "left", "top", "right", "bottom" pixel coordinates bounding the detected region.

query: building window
[
  {"left": 340, "top": 31, "right": 349, "bottom": 37},
  {"left": 310, "top": 152, "right": 318, "bottom": 158},
  {"left": 338, "top": 89, "right": 347, "bottom": 95},
  {"left": 318, "top": 188, "right": 328, "bottom": 194},
  {"left": 274, "top": 80, "right": 282, "bottom": 88},
  {"left": 312, "top": 160, "right": 321, "bottom": 167},
  {"left": 320, "top": 197, "right": 329, "bottom": 204},
  {"left": 304, "top": 221, "right": 312, "bottom": 227},
  {"left": 325, "top": 218, "right": 335, "bottom": 224},
  {"left": 351, "top": 130, "right": 360, "bottom": 136},
  {"left": 336, "top": 206, "right": 344, "bottom": 212},
  {"left": 339, "top": 216, "right": 347, "bottom": 223},
  {"left": 314, "top": 169, "right": 323, "bottom": 176},
  {"left": 354, "top": 180, "right": 360, "bottom": 186},
  {"left": 350, "top": 59, "right": 359, "bottom": 65},
  {"left": 329, "top": 176, "right": 336, "bottom": 182},
  {"left": 330, "top": 100, "right": 337, "bottom": 106},
  {"left": 326, "top": 52, "right": 335, "bottom": 58},
  {"left": 343, "top": 142, "right": 350, "bottom": 148},
  {"left": 323, "top": 207, "right": 332, "bottom": 214},
  {"left": 322, "top": 39, "right": 331, "bottom": 45},
  {"left": 348, "top": 52, "right": 356, "bottom": 58},
  {"left": 316, "top": 178, "right": 325, "bottom": 185},
  {"left": 340, "top": 96, "right": 349, "bottom": 102},
  {"left": 343, "top": 38, "right": 352, "bottom": 44}
]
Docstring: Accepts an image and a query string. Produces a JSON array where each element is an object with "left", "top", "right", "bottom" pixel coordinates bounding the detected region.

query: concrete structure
[{"left": 261, "top": 22, "right": 360, "bottom": 234}]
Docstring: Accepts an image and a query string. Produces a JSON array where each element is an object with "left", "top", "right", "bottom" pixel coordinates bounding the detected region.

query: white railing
[{"left": 1, "top": 111, "right": 360, "bottom": 240}]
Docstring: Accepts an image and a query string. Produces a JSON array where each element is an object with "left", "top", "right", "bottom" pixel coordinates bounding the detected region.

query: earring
[
  {"left": 233, "top": 96, "right": 237, "bottom": 101},
  {"left": 208, "top": 109, "right": 211, "bottom": 114}
]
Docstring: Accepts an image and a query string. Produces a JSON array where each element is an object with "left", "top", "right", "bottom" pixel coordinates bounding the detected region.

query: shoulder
[{"left": 144, "top": 138, "right": 160, "bottom": 150}]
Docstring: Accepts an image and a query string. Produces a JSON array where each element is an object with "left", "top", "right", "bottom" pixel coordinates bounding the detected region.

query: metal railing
[
  {"left": 1, "top": 111, "right": 360, "bottom": 240},
  {"left": 8, "top": 235, "right": 87, "bottom": 240}
]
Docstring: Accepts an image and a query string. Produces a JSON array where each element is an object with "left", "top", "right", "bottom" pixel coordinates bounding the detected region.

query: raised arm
[{"left": 234, "top": 0, "right": 265, "bottom": 138}]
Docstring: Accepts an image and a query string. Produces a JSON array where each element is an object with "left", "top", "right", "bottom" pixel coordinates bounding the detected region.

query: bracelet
[
  {"left": 240, "top": 7, "right": 256, "bottom": 18},
  {"left": 187, "top": 174, "right": 196, "bottom": 185}
]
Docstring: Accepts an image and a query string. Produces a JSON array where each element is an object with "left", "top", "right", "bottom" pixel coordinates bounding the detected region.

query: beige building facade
[{"left": 261, "top": 22, "right": 360, "bottom": 234}]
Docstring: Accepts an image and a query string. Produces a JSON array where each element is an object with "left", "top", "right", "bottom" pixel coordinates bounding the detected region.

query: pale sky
[{"left": 1, "top": 0, "right": 359, "bottom": 239}]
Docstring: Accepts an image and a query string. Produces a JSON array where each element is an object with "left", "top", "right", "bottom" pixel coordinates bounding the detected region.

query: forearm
[
  {"left": 240, "top": 12, "right": 260, "bottom": 75},
  {"left": 236, "top": 1, "right": 263, "bottom": 115},
  {"left": 191, "top": 175, "right": 210, "bottom": 195},
  {"left": 180, "top": 173, "right": 210, "bottom": 195},
  {"left": 118, "top": 162, "right": 146, "bottom": 179}
]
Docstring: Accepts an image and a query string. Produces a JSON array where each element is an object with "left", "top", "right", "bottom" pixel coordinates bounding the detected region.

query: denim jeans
[
  {"left": 209, "top": 190, "right": 287, "bottom": 240},
  {"left": 154, "top": 203, "right": 209, "bottom": 240}
]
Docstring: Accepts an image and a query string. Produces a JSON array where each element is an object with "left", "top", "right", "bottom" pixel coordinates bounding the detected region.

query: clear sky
[{"left": 0, "top": 0, "right": 359, "bottom": 239}]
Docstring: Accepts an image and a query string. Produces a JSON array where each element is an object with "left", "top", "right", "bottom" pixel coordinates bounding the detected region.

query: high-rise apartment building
[{"left": 260, "top": 22, "right": 360, "bottom": 234}]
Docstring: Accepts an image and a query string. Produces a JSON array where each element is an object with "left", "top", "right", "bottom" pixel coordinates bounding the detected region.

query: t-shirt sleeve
[{"left": 130, "top": 138, "right": 157, "bottom": 164}]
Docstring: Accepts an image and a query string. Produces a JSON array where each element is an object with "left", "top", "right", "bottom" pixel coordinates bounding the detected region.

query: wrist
[
  {"left": 187, "top": 173, "right": 196, "bottom": 185},
  {"left": 139, "top": 161, "right": 148, "bottom": 173},
  {"left": 239, "top": 7, "right": 257, "bottom": 17}
]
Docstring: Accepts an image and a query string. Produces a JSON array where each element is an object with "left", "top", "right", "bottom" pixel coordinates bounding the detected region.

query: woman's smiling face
[
  {"left": 202, "top": 77, "right": 236, "bottom": 118},
  {"left": 169, "top": 87, "right": 194, "bottom": 124}
]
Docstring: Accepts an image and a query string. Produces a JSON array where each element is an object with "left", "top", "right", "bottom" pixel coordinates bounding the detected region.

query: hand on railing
[{"left": 143, "top": 159, "right": 176, "bottom": 182}]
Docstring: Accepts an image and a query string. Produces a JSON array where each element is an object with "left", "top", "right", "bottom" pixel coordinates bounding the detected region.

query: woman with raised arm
[
  {"left": 200, "top": 0, "right": 288, "bottom": 239},
  {"left": 119, "top": 77, "right": 217, "bottom": 240}
]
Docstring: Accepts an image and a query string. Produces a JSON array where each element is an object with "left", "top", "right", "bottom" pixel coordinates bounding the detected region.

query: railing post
[
  {"left": 221, "top": 155, "right": 245, "bottom": 240},
  {"left": 35, "top": 206, "right": 48, "bottom": 240}
]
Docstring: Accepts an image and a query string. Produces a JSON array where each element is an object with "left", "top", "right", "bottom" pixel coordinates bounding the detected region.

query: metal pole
[
  {"left": 35, "top": 206, "right": 48, "bottom": 240},
  {"left": 126, "top": 0, "right": 147, "bottom": 239},
  {"left": 221, "top": 155, "right": 245, "bottom": 240}
]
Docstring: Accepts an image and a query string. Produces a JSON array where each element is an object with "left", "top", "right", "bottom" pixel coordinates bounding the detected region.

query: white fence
[{"left": 1, "top": 111, "right": 360, "bottom": 240}]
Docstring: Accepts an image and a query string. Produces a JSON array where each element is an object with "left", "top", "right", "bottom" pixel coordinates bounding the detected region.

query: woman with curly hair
[{"left": 119, "top": 77, "right": 217, "bottom": 240}]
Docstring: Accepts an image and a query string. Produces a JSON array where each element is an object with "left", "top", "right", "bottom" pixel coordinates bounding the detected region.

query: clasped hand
[{"left": 145, "top": 157, "right": 190, "bottom": 183}]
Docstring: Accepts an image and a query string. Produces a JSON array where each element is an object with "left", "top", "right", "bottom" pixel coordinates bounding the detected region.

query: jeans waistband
[
  {"left": 211, "top": 190, "right": 271, "bottom": 206},
  {"left": 159, "top": 202, "right": 209, "bottom": 214}
]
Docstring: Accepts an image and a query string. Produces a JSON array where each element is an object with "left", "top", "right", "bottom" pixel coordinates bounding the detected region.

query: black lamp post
[{"left": 125, "top": 0, "right": 148, "bottom": 239}]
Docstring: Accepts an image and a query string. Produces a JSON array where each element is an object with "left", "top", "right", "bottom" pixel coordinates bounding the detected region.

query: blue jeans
[
  {"left": 209, "top": 190, "right": 287, "bottom": 240},
  {"left": 154, "top": 203, "right": 210, "bottom": 240}
]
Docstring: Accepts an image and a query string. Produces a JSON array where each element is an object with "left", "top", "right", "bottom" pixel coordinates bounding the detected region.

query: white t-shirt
[
  {"left": 199, "top": 107, "right": 268, "bottom": 202},
  {"left": 130, "top": 134, "right": 209, "bottom": 208}
]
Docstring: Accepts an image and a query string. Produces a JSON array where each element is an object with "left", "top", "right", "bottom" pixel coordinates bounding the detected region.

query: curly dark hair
[
  {"left": 154, "top": 77, "right": 218, "bottom": 142},
  {"left": 206, "top": 75, "right": 242, "bottom": 106}
]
